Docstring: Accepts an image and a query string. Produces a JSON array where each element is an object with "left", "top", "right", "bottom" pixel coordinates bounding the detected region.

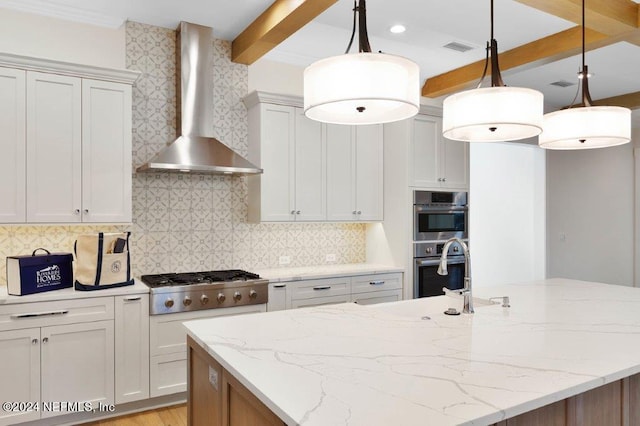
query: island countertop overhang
[{"left": 184, "top": 278, "right": 640, "bottom": 425}]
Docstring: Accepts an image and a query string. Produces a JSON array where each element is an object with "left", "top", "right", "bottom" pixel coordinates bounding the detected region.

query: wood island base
[{"left": 187, "top": 336, "right": 285, "bottom": 426}]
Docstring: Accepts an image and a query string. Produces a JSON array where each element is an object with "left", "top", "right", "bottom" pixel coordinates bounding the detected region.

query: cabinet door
[
  {"left": 40, "top": 320, "right": 114, "bottom": 418},
  {"left": 355, "top": 125, "right": 383, "bottom": 221},
  {"left": 261, "top": 104, "right": 295, "bottom": 221},
  {"left": 26, "top": 72, "right": 82, "bottom": 223},
  {"left": 0, "top": 67, "right": 26, "bottom": 223},
  {"left": 82, "top": 79, "right": 132, "bottom": 223},
  {"left": 294, "top": 108, "right": 325, "bottom": 221},
  {"left": 0, "top": 328, "right": 40, "bottom": 425},
  {"left": 326, "top": 124, "right": 356, "bottom": 221},
  {"left": 441, "top": 137, "right": 469, "bottom": 190},
  {"left": 115, "top": 294, "right": 149, "bottom": 404},
  {"left": 267, "top": 283, "right": 288, "bottom": 312},
  {"left": 352, "top": 289, "right": 402, "bottom": 305},
  {"left": 411, "top": 114, "right": 440, "bottom": 188}
]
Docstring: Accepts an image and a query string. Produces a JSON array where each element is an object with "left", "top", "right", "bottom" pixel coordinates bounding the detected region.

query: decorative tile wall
[{"left": 0, "top": 21, "right": 366, "bottom": 285}]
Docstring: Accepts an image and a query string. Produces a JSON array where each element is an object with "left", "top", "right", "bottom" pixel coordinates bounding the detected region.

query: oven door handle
[{"left": 415, "top": 258, "right": 465, "bottom": 266}]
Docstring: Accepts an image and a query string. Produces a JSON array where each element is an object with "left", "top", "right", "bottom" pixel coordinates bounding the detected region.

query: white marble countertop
[
  {"left": 0, "top": 279, "right": 149, "bottom": 304},
  {"left": 184, "top": 278, "right": 640, "bottom": 425},
  {"left": 255, "top": 263, "right": 404, "bottom": 283}
]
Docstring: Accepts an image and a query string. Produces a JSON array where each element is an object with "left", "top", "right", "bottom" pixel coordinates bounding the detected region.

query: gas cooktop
[
  {"left": 140, "top": 269, "right": 269, "bottom": 315},
  {"left": 141, "top": 269, "right": 261, "bottom": 288}
]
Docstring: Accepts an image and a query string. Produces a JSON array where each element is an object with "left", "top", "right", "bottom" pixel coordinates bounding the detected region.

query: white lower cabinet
[
  {"left": 40, "top": 320, "right": 114, "bottom": 418},
  {"left": 270, "top": 272, "right": 404, "bottom": 311},
  {"left": 149, "top": 305, "right": 267, "bottom": 397},
  {"left": 0, "top": 328, "right": 40, "bottom": 425},
  {"left": 0, "top": 296, "right": 116, "bottom": 425},
  {"left": 115, "top": 294, "right": 149, "bottom": 404}
]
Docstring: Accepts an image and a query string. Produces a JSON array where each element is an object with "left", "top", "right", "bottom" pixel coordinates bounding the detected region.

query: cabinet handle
[
  {"left": 313, "top": 286, "right": 331, "bottom": 291},
  {"left": 296, "top": 210, "right": 301, "bottom": 215},
  {"left": 290, "top": 210, "right": 296, "bottom": 215},
  {"left": 352, "top": 211, "right": 357, "bottom": 215},
  {"left": 442, "top": 178, "right": 447, "bottom": 182},
  {"left": 11, "top": 310, "right": 69, "bottom": 319},
  {"left": 84, "top": 209, "right": 89, "bottom": 214},
  {"left": 124, "top": 296, "right": 142, "bottom": 302},
  {"left": 32, "top": 339, "right": 38, "bottom": 345},
  {"left": 357, "top": 211, "right": 362, "bottom": 215},
  {"left": 74, "top": 209, "right": 80, "bottom": 215},
  {"left": 369, "top": 281, "right": 385, "bottom": 286},
  {"left": 273, "top": 284, "right": 287, "bottom": 288},
  {"left": 42, "top": 337, "right": 49, "bottom": 344}
]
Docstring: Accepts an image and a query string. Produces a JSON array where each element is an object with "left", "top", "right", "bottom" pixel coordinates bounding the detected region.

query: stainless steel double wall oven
[{"left": 413, "top": 191, "right": 468, "bottom": 298}]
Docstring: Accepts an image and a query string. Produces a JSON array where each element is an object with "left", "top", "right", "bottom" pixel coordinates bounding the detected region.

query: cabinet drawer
[
  {"left": 351, "top": 273, "right": 402, "bottom": 294},
  {"left": 0, "top": 297, "right": 114, "bottom": 331},
  {"left": 289, "top": 278, "right": 350, "bottom": 301},
  {"left": 150, "top": 353, "right": 187, "bottom": 397},
  {"left": 352, "top": 289, "right": 402, "bottom": 305},
  {"left": 150, "top": 305, "right": 267, "bottom": 357}
]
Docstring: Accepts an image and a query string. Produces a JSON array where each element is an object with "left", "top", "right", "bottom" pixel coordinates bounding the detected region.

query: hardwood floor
[{"left": 82, "top": 403, "right": 187, "bottom": 426}]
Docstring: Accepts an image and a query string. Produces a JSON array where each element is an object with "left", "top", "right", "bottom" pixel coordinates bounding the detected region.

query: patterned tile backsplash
[{"left": 0, "top": 21, "right": 365, "bottom": 285}]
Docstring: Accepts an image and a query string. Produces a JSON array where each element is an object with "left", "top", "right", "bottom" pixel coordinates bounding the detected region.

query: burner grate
[{"left": 141, "top": 269, "right": 260, "bottom": 287}]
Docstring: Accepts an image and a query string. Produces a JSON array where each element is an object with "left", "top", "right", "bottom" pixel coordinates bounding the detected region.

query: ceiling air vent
[
  {"left": 442, "top": 41, "right": 474, "bottom": 53},
  {"left": 550, "top": 80, "right": 576, "bottom": 88}
]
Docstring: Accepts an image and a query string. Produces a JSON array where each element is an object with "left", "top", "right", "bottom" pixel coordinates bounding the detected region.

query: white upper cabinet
[
  {"left": 0, "top": 53, "right": 138, "bottom": 224},
  {"left": 26, "top": 72, "right": 83, "bottom": 223},
  {"left": 82, "top": 79, "right": 132, "bottom": 223},
  {"left": 411, "top": 114, "right": 468, "bottom": 190},
  {"left": 326, "top": 123, "right": 383, "bottom": 221},
  {"left": 0, "top": 67, "right": 26, "bottom": 223},
  {"left": 245, "top": 91, "right": 383, "bottom": 223}
]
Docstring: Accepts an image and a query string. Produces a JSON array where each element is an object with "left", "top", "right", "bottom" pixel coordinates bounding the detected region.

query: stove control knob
[
  {"left": 453, "top": 246, "right": 460, "bottom": 253},
  {"left": 426, "top": 247, "right": 432, "bottom": 254},
  {"left": 183, "top": 297, "right": 192, "bottom": 306},
  {"left": 201, "top": 295, "right": 209, "bottom": 305},
  {"left": 249, "top": 290, "right": 257, "bottom": 299},
  {"left": 217, "top": 293, "right": 226, "bottom": 303},
  {"left": 165, "top": 298, "right": 174, "bottom": 308},
  {"left": 233, "top": 291, "right": 242, "bottom": 302}
]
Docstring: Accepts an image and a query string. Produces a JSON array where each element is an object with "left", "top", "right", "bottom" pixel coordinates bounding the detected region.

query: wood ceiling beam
[
  {"left": 232, "top": 0, "right": 337, "bottom": 65},
  {"left": 570, "top": 90, "right": 640, "bottom": 109},
  {"left": 422, "top": 26, "right": 611, "bottom": 98},
  {"left": 514, "top": 0, "right": 639, "bottom": 36}
]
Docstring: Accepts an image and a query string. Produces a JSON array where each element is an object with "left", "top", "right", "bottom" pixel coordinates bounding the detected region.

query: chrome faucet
[{"left": 438, "top": 237, "right": 474, "bottom": 314}]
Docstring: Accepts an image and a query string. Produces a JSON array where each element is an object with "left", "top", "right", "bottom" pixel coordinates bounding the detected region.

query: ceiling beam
[
  {"left": 232, "top": 0, "right": 337, "bottom": 65},
  {"left": 422, "top": 26, "right": 611, "bottom": 98},
  {"left": 570, "top": 90, "right": 640, "bottom": 109},
  {"left": 514, "top": 0, "right": 638, "bottom": 36}
]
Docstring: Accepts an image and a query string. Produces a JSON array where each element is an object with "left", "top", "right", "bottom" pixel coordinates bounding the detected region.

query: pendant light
[
  {"left": 442, "top": 0, "right": 544, "bottom": 142},
  {"left": 539, "top": 0, "right": 630, "bottom": 150},
  {"left": 303, "top": 0, "right": 419, "bottom": 125}
]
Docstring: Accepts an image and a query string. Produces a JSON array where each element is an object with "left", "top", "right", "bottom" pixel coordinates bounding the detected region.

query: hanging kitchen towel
[{"left": 74, "top": 232, "right": 134, "bottom": 291}]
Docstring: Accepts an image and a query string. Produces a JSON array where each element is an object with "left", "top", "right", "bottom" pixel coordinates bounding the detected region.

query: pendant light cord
[
  {"left": 580, "top": 0, "right": 593, "bottom": 106},
  {"left": 344, "top": 0, "right": 372, "bottom": 54},
  {"left": 476, "top": 0, "right": 504, "bottom": 88}
]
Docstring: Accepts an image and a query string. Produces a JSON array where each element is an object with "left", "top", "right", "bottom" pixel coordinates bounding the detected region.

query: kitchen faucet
[{"left": 438, "top": 237, "right": 474, "bottom": 314}]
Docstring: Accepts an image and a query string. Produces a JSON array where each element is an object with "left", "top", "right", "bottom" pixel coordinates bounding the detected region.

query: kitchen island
[{"left": 183, "top": 278, "right": 640, "bottom": 425}]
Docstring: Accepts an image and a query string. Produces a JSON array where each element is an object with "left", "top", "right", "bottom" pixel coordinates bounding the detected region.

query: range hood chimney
[{"left": 137, "top": 22, "right": 262, "bottom": 175}]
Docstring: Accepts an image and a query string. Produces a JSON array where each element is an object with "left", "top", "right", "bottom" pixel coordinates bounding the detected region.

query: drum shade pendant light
[
  {"left": 303, "top": 0, "right": 419, "bottom": 125},
  {"left": 539, "top": 0, "right": 630, "bottom": 150},
  {"left": 442, "top": 0, "right": 543, "bottom": 142}
]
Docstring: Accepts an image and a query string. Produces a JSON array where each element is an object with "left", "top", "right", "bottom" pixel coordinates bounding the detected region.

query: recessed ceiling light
[{"left": 389, "top": 24, "right": 406, "bottom": 34}]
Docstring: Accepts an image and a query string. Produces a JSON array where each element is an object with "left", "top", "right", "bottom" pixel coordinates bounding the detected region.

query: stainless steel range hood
[{"left": 137, "top": 22, "right": 262, "bottom": 175}]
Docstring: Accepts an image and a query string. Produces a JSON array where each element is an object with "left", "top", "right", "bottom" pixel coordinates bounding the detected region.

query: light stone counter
[
  {"left": 184, "top": 278, "right": 640, "bottom": 425},
  {"left": 255, "top": 263, "right": 404, "bottom": 282},
  {"left": 0, "top": 278, "right": 149, "bottom": 304}
]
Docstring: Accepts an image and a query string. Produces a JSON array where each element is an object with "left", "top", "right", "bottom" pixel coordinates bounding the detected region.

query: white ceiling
[{"left": 3, "top": 0, "right": 640, "bottom": 121}]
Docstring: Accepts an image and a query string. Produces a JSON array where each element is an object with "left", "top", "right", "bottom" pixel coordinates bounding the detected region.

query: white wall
[
  {"left": 546, "top": 142, "right": 634, "bottom": 286},
  {"left": 248, "top": 58, "right": 304, "bottom": 97},
  {"left": 469, "top": 142, "right": 546, "bottom": 287},
  {"left": 0, "top": 8, "right": 125, "bottom": 68}
]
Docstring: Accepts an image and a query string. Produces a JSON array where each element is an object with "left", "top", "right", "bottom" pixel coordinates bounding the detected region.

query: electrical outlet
[
  {"left": 279, "top": 255, "right": 291, "bottom": 265},
  {"left": 325, "top": 254, "right": 336, "bottom": 262}
]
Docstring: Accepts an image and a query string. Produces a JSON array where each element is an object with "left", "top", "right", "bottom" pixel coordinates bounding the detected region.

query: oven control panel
[{"left": 414, "top": 240, "right": 468, "bottom": 258}]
